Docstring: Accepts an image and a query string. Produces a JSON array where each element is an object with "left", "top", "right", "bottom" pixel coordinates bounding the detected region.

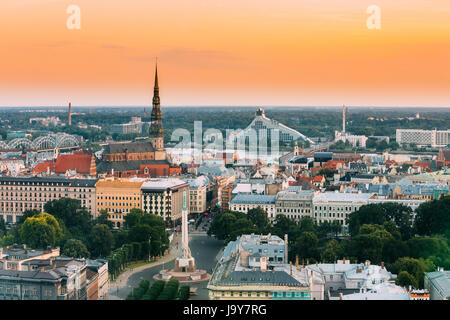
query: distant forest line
[{"left": 1, "top": 107, "right": 450, "bottom": 144}]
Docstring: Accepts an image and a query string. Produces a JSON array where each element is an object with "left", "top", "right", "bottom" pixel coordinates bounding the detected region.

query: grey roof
[
  {"left": 217, "top": 270, "right": 304, "bottom": 287},
  {"left": 97, "top": 159, "right": 171, "bottom": 173},
  {"left": 426, "top": 271, "right": 450, "bottom": 298},
  {"left": 314, "top": 152, "right": 333, "bottom": 159},
  {"left": 289, "top": 156, "right": 308, "bottom": 164},
  {"left": 276, "top": 190, "right": 314, "bottom": 201},
  {"left": 0, "top": 269, "right": 63, "bottom": 281},
  {"left": 142, "top": 178, "right": 189, "bottom": 191},
  {"left": 103, "top": 141, "right": 154, "bottom": 154},
  {"left": 366, "top": 184, "right": 392, "bottom": 196},
  {"left": 0, "top": 175, "right": 97, "bottom": 187},
  {"left": 230, "top": 194, "right": 276, "bottom": 205}
]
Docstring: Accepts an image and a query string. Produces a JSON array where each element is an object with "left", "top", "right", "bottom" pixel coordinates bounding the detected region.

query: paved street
[{"left": 109, "top": 233, "right": 223, "bottom": 300}]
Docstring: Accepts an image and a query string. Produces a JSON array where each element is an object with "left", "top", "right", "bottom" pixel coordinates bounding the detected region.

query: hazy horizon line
[{"left": 1, "top": 105, "right": 450, "bottom": 109}]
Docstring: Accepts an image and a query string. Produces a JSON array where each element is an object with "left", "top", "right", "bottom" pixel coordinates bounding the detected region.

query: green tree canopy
[
  {"left": 321, "top": 239, "right": 343, "bottom": 263},
  {"left": 44, "top": 198, "right": 93, "bottom": 240},
  {"left": 396, "top": 271, "right": 418, "bottom": 289},
  {"left": 95, "top": 209, "right": 114, "bottom": 228},
  {"left": 247, "top": 207, "right": 269, "bottom": 231},
  {"left": 124, "top": 208, "right": 145, "bottom": 229},
  {"left": 293, "top": 231, "right": 319, "bottom": 262},
  {"left": 389, "top": 257, "right": 427, "bottom": 288},
  {"left": 19, "top": 213, "right": 64, "bottom": 249},
  {"left": 88, "top": 224, "right": 113, "bottom": 258},
  {"left": 414, "top": 196, "right": 450, "bottom": 236},
  {"left": 347, "top": 203, "right": 413, "bottom": 240},
  {"left": 62, "top": 238, "right": 90, "bottom": 258}
]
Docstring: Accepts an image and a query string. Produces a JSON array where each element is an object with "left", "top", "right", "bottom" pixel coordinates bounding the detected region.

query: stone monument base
[{"left": 153, "top": 269, "right": 211, "bottom": 283}]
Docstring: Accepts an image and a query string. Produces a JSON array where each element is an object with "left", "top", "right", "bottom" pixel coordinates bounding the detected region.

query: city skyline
[{"left": 1, "top": 0, "right": 449, "bottom": 107}]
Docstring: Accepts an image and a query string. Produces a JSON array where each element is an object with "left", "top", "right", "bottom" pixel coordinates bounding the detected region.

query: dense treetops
[
  {"left": 0, "top": 198, "right": 170, "bottom": 268},
  {"left": 208, "top": 196, "right": 450, "bottom": 289},
  {"left": 126, "top": 279, "right": 190, "bottom": 300}
]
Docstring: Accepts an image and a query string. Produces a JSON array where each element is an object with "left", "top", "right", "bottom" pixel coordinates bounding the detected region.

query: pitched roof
[
  {"left": 32, "top": 160, "right": 53, "bottom": 174},
  {"left": 230, "top": 194, "right": 276, "bottom": 205},
  {"left": 103, "top": 141, "right": 154, "bottom": 154},
  {"left": 97, "top": 159, "right": 170, "bottom": 173},
  {"left": 95, "top": 179, "right": 144, "bottom": 188},
  {"left": 54, "top": 154, "right": 94, "bottom": 174}
]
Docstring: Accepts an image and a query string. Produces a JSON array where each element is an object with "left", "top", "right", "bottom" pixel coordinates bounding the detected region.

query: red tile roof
[
  {"left": 32, "top": 160, "right": 54, "bottom": 174},
  {"left": 54, "top": 154, "right": 95, "bottom": 174},
  {"left": 414, "top": 161, "right": 431, "bottom": 168},
  {"left": 312, "top": 175, "right": 324, "bottom": 182}
]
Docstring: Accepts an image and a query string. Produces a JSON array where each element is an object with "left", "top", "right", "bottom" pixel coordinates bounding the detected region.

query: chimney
[
  {"left": 68, "top": 102, "right": 72, "bottom": 126},
  {"left": 295, "top": 254, "right": 299, "bottom": 267},
  {"left": 339, "top": 293, "right": 343, "bottom": 300},
  {"left": 261, "top": 257, "right": 267, "bottom": 273},
  {"left": 342, "top": 257, "right": 346, "bottom": 264},
  {"left": 381, "top": 261, "right": 384, "bottom": 269},
  {"left": 306, "top": 258, "right": 309, "bottom": 265},
  {"left": 342, "top": 105, "right": 346, "bottom": 133}
]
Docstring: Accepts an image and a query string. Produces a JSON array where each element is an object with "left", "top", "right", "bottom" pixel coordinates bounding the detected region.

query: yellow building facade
[{"left": 95, "top": 179, "right": 144, "bottom": 228}]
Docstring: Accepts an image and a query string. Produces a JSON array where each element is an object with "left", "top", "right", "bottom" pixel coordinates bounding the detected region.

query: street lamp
[{"left": 148, "top": 236, "right": 151, "bottom": 262}]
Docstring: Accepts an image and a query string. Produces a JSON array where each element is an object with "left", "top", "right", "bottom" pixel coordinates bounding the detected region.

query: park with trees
[
  {"left": 208, "top": 196, "right": 450, "bottom": 289},
  {"left": 0, "top": 198, "right": 170, "bottom": 282},
  {"left": 126, "top": 279, "right": 190, "bottom": 300}
]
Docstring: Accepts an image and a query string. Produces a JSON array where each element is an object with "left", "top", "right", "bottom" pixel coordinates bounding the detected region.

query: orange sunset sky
[{"left": 0, "top": 0, "right": 449, "bottom": 107}]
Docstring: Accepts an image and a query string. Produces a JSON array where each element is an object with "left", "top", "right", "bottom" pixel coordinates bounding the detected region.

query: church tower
[{"left": 149, "top": 62, "right": 164, "bottom": 151}]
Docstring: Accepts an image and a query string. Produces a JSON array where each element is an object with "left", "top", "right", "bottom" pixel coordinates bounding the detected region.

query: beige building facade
[{"left": 0, "top": 176, "right": 97, "bottom": 223}]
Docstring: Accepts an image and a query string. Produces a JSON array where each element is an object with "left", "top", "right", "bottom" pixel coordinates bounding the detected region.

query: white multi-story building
[
  {"left": 307, "top": 260, "right": 404, "bottom": 300},
  {"left": 275, "top": 190, "right": 314, "bottom": 221},
  {"left": 208, "top": 234, "right": 324, "bottom": 300},
  {"left": 229, "top": 194, "right": 276, "bottom": 219},
  {"left": 110, "top": 116, "right": 152, "bottom": 135},
  {"left": 141, "top": 178, "right": 190, "bottom": 221},
  {"left": 396, "top": 129, "right": 450, "bottom": 148},
  {"left": 335, "top": 131, "right": 368, "bottom": 148},
  {"left": 312, "top": 192, "right": 372, "bottom": 227}
]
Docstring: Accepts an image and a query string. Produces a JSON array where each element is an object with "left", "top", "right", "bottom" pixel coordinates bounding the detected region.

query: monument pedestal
[
  {"left": 153, "top": 190, "right": 210, "bottom": 283},
  {"left": 173, "top": 257, "right": 196, "bottom": 273}
]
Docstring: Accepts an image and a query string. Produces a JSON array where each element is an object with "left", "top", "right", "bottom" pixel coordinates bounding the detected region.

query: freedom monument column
[{"left": 154, "top": 190, "right": 210, "bottom": 282}]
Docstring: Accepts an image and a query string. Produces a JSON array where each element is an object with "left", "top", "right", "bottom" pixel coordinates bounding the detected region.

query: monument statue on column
[
  {"left": 154, "top": 190, "right": 210, "bottom": 283},
  {"left": 174, "top": 190, "right": 196, "bottom": 272}
]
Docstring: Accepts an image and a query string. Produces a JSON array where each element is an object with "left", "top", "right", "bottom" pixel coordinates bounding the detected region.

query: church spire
[
  {"left": 149, "top": 59, "right": 164, "bottom": 150},
  {"left": 154, "top": 60, "right": 159, "bottom": 89}
]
